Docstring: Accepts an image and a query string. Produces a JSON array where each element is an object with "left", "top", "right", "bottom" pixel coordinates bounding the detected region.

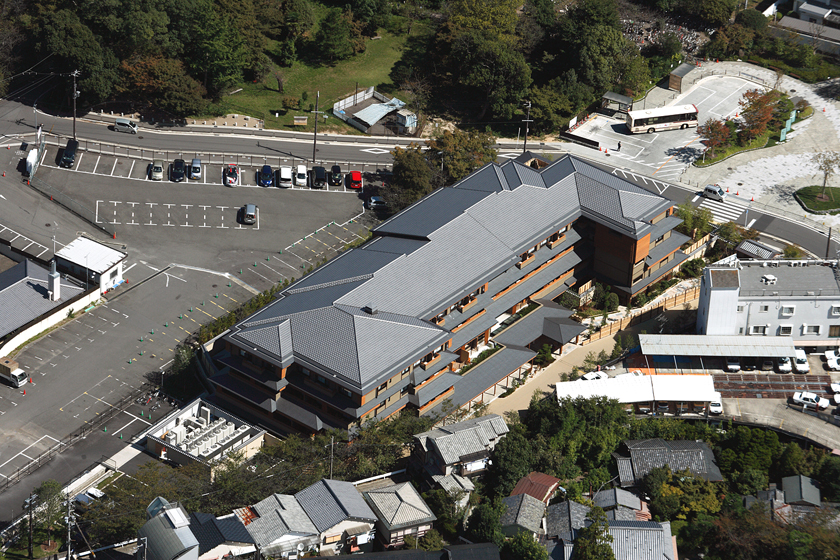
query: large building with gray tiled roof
[{"left": 203, "top": 154, "right": 690, "bottom": 433}]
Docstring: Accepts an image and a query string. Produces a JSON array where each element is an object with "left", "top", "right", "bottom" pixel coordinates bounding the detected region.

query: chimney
[
  {"left": 362, "top": 303, "right": 378, "bottom": 315},
  {"left": 48, "top": 260, "right": 60, "bottom": 301}
]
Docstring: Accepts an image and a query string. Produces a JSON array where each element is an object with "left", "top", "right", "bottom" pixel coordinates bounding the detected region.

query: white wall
[
  {"left": 696, "top": 269, "right": 740, "bottom": 335},
  {"left": 737, "top": 296, "right": 840, "bottom": 342}
]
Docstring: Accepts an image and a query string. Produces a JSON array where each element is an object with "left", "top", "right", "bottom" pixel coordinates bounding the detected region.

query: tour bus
[{"left": 625, "top": 104, "right": 699, "bottom": 134}]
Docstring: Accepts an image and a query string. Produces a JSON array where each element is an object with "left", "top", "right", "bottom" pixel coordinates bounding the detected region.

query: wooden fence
[{"left": 581, "top": 286, "right": 701, "bottom": 345}]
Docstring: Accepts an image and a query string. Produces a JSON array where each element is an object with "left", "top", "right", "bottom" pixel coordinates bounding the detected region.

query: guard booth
[
  {"left": 669, "top": 63, "right": 695, "bottom": 93},
  {"left": 601, "top": 92, "right": 633, "bottom": 114}
]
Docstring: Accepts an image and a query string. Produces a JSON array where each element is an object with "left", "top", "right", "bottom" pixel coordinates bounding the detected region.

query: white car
[
  {"left": 726, "top": 357, "right": 741, "bottom": 372},
  {"left": 830, "top": 382, "right": 840, "bottom": 393},
  {"left": 777, "top": 356, "right": 792, "bottom": 373},
  {"left": 223, "top": 164, "right": 239, "bottom": 187},
  {"left": 792, "top": 391, "right": 829, "bottom": 409},
  {"left": 278, "top": 166, "right": 293, "bottom": 188},
  {"left": 709, "top": 392, "right": 723, "bottom": 415},
  {"left": 581, "top": 371, "right": 608, "bottom": 381},
  {"left": 294, "top": 164, "right": 308, "bottom": 187}
]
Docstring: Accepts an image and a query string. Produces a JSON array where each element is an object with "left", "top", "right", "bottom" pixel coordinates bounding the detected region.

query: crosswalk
[{"left": 698, "top": 197, "right": 746, "bottom": 223}]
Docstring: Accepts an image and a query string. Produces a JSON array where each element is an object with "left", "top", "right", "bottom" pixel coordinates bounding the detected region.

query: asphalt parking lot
[{"left": 571, "top": 76, "right": 759, "bottom": 180}]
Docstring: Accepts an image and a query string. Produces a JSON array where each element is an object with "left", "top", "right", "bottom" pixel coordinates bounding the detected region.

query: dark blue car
[{"left": 258, "top": 164, "right": 274, "bottom": 187}]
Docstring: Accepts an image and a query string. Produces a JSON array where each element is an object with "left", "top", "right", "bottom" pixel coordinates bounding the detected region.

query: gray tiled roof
[
  {"left": 189, "top": 513, "right": 225, "bottom": 554},
  {"left": 415, "top": 414, "right": 508, "bottom": 465},
  {"left": 593, "top": 488, "right": 642, "bottom": 510},
  {"left": 500, "top": 493, "right": 546, "bottom": 534},
  {"left": 782, "top": 475, "right": 821, "bottom": 506},
  {"left": 363, "top": 483, "right": 437, "bottom": 530},
  {"left": 213, "top": 515, "right": 253, "bottom": 543},
  {"left": 606, "top": 506, "right": 639, "bottom": 521},
  {"left": 432, "top": 473, "right": 475, "bottom": 494},
  {"left": 295, "top": 479, "right": 376, "bottom": 533},
  {"left": 618, "top": 439, "right": 723, "bottom": 486},
  {"left": 0, "top": 260, "right": 85, "bottom": 338},
  {"left": 241, "top": 493, "right": 317, "bottom": 546},
  {"left": 545, "top": 500, "right": 590, "bottom": 540}
]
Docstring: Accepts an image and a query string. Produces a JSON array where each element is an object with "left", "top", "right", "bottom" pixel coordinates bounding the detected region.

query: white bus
[{"left": 625, "top": 104, "right": 699, "bottom": 134}]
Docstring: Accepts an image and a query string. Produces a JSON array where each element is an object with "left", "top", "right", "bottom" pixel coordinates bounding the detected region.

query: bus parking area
[{"left": 568, "top": 75, "right": 759, "bottom": 180}]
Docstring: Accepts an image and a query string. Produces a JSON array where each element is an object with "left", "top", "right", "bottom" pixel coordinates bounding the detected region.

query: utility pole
[
  {"left": 66, "top": 492, "right": 73, "bottom": 560},
  {"left": 827, "top": 227, "right": 833, "bottom": 259},
  {"left": 71, "top": 70, "right": 80, "bottom": 140},
  {"left": 311, "top": 91, "right": 324, "bottom": 164},
  {"left": 522, "top": 101, "right": 532, "bottom": 154},
  {"left": 28, "top": 492, "right": 34, "bottom": 560},
  {"left": 329, "top": 435, "right": 334, "bottom": 479}
]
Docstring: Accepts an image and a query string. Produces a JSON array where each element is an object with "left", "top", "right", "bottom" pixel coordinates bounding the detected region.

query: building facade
[
  {"left": 202, "top": 154, "right": 691, "bottom": 433},
  {"left": 696, "top": 259, "right": 840, "bottom": 346}
]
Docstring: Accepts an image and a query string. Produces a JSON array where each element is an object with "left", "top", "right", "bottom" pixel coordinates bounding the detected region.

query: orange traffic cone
[
  {"left": 22, "top": 389, "right": 25, "bottom": 396},
  {"left": 751, "top": 196, "right": 754, "bottom": 201},
  {"left": 726, "top": 187, "right": 729, "bottom": 193},
  {"left": 736, "top": 191, "right": 739, "bottom": 196}
]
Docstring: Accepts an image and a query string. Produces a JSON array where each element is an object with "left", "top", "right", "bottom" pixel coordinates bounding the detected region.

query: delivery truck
[{"left": 0, "top": 358, "right": 27, "bottom": 388}]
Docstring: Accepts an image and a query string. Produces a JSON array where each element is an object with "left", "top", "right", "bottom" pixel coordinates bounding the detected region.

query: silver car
[{"left": 150, "top": 159, "right": 164, "bottom": 181}]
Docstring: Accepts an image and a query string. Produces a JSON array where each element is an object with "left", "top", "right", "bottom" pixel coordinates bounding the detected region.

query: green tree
[
  {"left": 605, "top": 293, "right": 619, "bottom": 312},
  {"left": 404, "top": 528, "right": 445, "bottom": 550},
  {"left": 381, "top": 145, "right": 434, "bottom": 212},
  {"left": 698, "top": 118, "right": 730, "bottom": 158},
  {"left": 529, "top": 84, "right": 572, "bottom": 134},
  {"left": 316, "top": 8, "right": 353, "bottom": 62},
  {"left": 736, "top": 9, "right": 768, "bottom": 31},
  {"left": 575, "top": 507, "right": 615, "bottom": 560},
  {"left": 452, "top": 29, "right": 532, "bottom": 120},
  {"left": 617, "top": 51, "right": 651, "bottom": 97},
  {"left": 699, "top": 0, "right": 735, "bottom": 27},
  {"left": 486, "top": 425, "right": 535, "bottom": 495},
  {"left": 33, "top": 480, "right": 65, "bottom": 546},
  {"left": 817, "top": 455, "right": 840, "bottom": 500},
  {"left": 782, "top": 244, "right": 805, "bottom": 260},
  {"left": 466, "top": 501, "right": 504, "bottom": 546},
  {"left": 501, "top": 530, "right": 549, "bottom": 560},
  {"left": 448, "top": 0, "right": 520, "bottom": 36},
  {"left": 578, "top": 26, "right": 632, "bottom": 94},
  {"left": 186, "top": 2, "right": 248, "bottom": 95},
  {"left": 426, "top": 128, "right": 498, "bottom": 183},
  {"left": 810, "top": 151, "right": 840, "bottom": 198}
]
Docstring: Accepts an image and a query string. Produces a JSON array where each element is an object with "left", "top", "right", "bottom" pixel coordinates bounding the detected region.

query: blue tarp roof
[{"left": 353, "top": 97, "right": 406, "bottom": 127}]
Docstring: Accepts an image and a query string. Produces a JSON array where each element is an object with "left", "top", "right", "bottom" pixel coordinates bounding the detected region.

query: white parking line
[
  {"left": 128, "top": 160, "right": 135, "bottom": 177},
  {"left": 92, "top": 155, "right": 101, "bottom": 173},
  {"left": 110, "top": 159, "right": 118, "bottom": 176}
]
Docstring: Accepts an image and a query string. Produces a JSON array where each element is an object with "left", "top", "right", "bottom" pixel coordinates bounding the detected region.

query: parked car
[
  {"left": 329, "top": 165, "right": 343, "bottom": 186},
  {"left": 240, "top": 203, "right": 257, "bottom": 225},
  {"left": 223, "top": 164, "right": 239, "bottom": 187},
  {"left": 777, "top": 356, "right": 792, "bottom": 373},
  {"left": 742, "top": 357, "right": 757, "bottom": 371},
  {"left": 792, "top": 391, "right": 829, "bottom": 409},
  {"left": 656, "top": 403, "right": 670, "bottom": 412},
  {"left": 726, "top": 357, "right": 741, "bottom": 372},
  {"left": 761, "top": 358, "right": 774, "bottom": 371},
  {"left": 581, "top": 371, "right": 608, "bottom": 381},
  {"left": 258, "top": 165, "right": 274, "bottom": 187},
  {"left": 189, "top": 158, "right": 202, "bottom": 180},
  {"left": 278, "top": 166, "right": 293, "bottom": 188},
  {"left": 709, "top": 392, "right": 723, "bottom": 415},
  {"left": 368, "top": 196, "right": 386, "bottom": 210},
  {"left": 348, "top": 170, "right": 363, "bottom": 189},
  {"left": 310, "top": 166, "right": 327, "bottom": 188},
  {"left": 170, "top": 159, "right": 186, "bottom": 182},
  {"left": 794, "top": 349, "right": 810, "bottom": 373},
  {"left": 60, "top": 139, "right": 79, "bottom": 168},
  {"left": 150, "top": 159, "right": 164, "bottom": 181},
  {"left": 295, "top": 165, "right": 307, "bottom": 186}
]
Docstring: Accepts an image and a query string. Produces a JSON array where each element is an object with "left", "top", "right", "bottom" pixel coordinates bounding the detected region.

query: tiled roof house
[
  {"left": 500, "top": 493, "right": 546, "bottom": 537},
  {"left": 412, "top": 414, "right": 509, "bottom": 481},
  {"left": 295, "top": 479, "right": 378, "bottom": 554},
  {"left": 613, "top": 439, "right": 723, "bottom": 487},
  {"left": 201, "top": 154, "right": 690, "bottom": 434},
  {"left": 511, "top": 472, "right": 561, "bottom": 504},
  {"left": 363, "top": 483, "right": 437, "bottom": 548}
]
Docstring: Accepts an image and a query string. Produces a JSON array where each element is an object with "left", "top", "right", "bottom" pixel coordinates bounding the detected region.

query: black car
[
  {"left": 170, "top": 159, "right": 186, "bottom": 182},
  {"left": 59, "top": 139, "right": 79, "bottom": 168},
  {"left": 742, "top": 357, "right": 757, "bottom": 371},
  {"left": 310, "top": 166, "right": 327, "bottom": 189},
  {"left": 329, "top": 165, "right": 343, "bottom": 186}
]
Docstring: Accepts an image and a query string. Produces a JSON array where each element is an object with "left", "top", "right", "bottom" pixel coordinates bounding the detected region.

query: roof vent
[
  {"left": 362, "top": 304, "right": 379, "bottom": 315},
  {"left": 761, "top": 274, "right": 777, "bottom": 285}
]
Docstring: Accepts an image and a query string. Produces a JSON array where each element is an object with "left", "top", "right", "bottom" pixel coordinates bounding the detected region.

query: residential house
[
  {"left": 412, "top": 415, "right": 509, "bottom": 486},
  {"left": 783, "top": 474, "right": 821, "bottom": 506},
  {"left": 500, "top": 493, "right": 546, "bottom": 538},
  {"left": 696, "top": 259, "right": 840, "bottom": 347},
  {"left": 545, "top": 500, "right": 591, "bottom": 541},
  {"left": 563, "top": 520, "right": 677, "bottom": 560},
  {"left": 431, "top": 473, "right": 475, "bottom": 509},
  {"left": 592, "top": 488, "right": 651, "bottom": 521},
  {"left": 295, "top": 479, "right": 378, "bottom": 554},
  {"left": 138, "top": 498, "right": 200, "bottom": 560},
  {"left": 613, "top": 438, "right": 723, "bottom": 487},
  {"left": 342, "top": 543, "right": 501, "bottom": 560},
  {"left": 232, "top": 493, "right": 319, "bottom": 557},
  {"left": 187, "top": 513, "right": 255, "bottom": 560},
  {"left": 200, "top": 153, "right": 691, "bottom": 434},
  {"left": 363, "top": 483, "right": 437, "bottom": 548},
  {"left": 510, "top": 472, "right": 561, "bottom": 504}
]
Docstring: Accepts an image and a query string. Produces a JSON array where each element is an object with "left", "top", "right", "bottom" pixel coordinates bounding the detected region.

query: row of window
[
  {"left": 747, "top": 324, "right": 840, "bottom": 337},
  {"left": 738, "top": 304, "right": 840, "bottom": 316}
]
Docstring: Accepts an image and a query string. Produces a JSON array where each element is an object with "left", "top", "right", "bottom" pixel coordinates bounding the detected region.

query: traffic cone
[
  {"left": 736, "top": 191, "right": 739, "bottom": 196},
  {"left": 751, "top": 196, "right": 754, "bottom": 201},
  {"left": 605, "top": 149, "right": 609, "bottom": 154},
  {"left": 726, "top": 187, "right": 729, "bottom": 193},
  {"left": 22, "top": 389, "right": 25, "bottom": 396},
  {"left": 824, "top": 107, "right": 826, "bottom": 112},
  {"left": 2, "top": 172, "right": 5, "bottom": 177}
]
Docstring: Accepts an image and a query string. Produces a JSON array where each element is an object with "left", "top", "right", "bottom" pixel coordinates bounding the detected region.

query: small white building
[
  {"left": 696, "top": 259, "right": 840, "bottom": 346},
  {"left": 55, "top": 236, "right": 126, "bottom": 294}
]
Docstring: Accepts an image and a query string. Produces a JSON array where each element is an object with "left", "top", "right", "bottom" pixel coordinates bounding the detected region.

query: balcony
[
  {"left": 457, "top": 297, "right": 479, "bottom": 313},
  {"left": 516, "top": 254, "right": 536, "bottom": 269},
  {"left": 547, "top": 234, "right": 566, "bottom": 249},
  {"left": 420, "top": 352, "right": 442, "bottom": 370}
]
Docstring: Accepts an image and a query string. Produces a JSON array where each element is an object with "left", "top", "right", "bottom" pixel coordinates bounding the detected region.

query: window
[
  {"left": 779, "top": 325, "right": 793, "bottom": 336},
  {"left": 805, "top": 325, "right": 821, "bottom": 335},
  {"left": 316, "top": 375, "right": 328, "bottom": 386},
  {"left": 341, "top": 388, "right": 352, "bottom": 398},
  {"left": 739, "top": 327, "right": 744, "bottom": 334},
  {"left": 830, "top": 325, "right": 840, "bottom": 338},
  {"left": 737, "top": 305, "right": 745, "bottom": 312},
  {"left": 110, "top": 269, "right": 118, "bottom": 280},
  {"left": 301, "top": 367, "right": 311, "bottom": 377},
  {"left": 759, "top": 305, "right": 769, "bottom": 313},
  {"left": 654, "top": 234, "right": 665, "bottom": 244},
  {"left": 781, "top": 306, "right": 795, "bottom": 316},
  {"left": 324, "top": 534, "right": 341, "bottom": 544},
  {"left": 750, "top": 325, "right": 767, "bottom": 335},
  {"left": 832, "top": 305, "right": 840, "bottom": 316}
]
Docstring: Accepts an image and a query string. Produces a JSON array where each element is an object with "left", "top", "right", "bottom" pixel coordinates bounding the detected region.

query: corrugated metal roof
[
  {"left": 295, "top": 479, "right": 376, "bottom": 533},
  {"left": 607, "top": 520, "right": 674, "bottom": 560},
  {"left": 137, "top": 505, "right": 199, "bottom": 560},
  {"left": 56, "top": 236, "right": 125, "bottom": 273},
  {"left": 510, "top": 472, "right": 560, "bottom": 503},
  {"left": 363, "top": 483, "right": 436, "bottom": 530},
  {"left": 555, "top": 374, "right": 718, "bottom": 404},
  {"left": 736, "top": 239, "right": 779, "bottom": 259},
  {"left": 353, "top": 96, "right": 405, "bottom": 127},
  {"left": 638, "top": 334, "right": 798, "bottom": 358}
]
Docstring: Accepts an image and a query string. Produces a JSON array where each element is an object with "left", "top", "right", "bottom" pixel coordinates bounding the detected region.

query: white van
[
  {"left": 295, "top": 165, "right": 307, "bottom": 187},
  {"left": 113, "top": 118, "right": 138, "bottom": 134},
  {"left": 703, "top": 184, "right": 726, "bottom": 201},
  {"left": 709, "top": 392, "right": 723, "bottom": 415},
  {"left": 189, "top": 159, "right": 202, "bottom": 180},
  {"left": 794, "top": 349, "right": 810, "bottom": 373},
  {"left": 278, "top": 166, "right": 293, "bottom": 188}
]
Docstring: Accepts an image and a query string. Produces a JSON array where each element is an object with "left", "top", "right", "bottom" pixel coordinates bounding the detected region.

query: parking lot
[{"left": 571, "top": 76, "right": 760, "bottom": 180}]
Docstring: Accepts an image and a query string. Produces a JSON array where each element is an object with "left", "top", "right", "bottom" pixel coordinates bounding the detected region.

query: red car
[{"left": 348, "top": 170, "right": 362, "bottom": 189}]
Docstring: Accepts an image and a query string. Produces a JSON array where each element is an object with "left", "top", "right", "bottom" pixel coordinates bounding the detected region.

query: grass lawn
[
  {"left": 198, "top": 25, "right": 430, "bottom": 133},
  {"left": 0, "top": 531, "right": 64, "bottom": 560},
  {"left": 795, "top": 185, "right": 840, "bottom": 212},
  {"left": 694, "top": 133, "right": 768, "bottom": 167}
]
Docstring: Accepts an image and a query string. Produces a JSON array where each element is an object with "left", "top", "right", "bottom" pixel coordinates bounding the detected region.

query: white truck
[{"left": 0, "top": 358, "right": 27, "bottom": 388}]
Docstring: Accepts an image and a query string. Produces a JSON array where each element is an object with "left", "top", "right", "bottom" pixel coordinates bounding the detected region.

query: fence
[
  {"left": 26, "top": 175, "right": 115, "bottom": 237},
  {"left": 581, "top": 286, "right": 701, "bottom": 345},
  {"left": 0, "top": 383, "right": 150, "bottom": 495}
]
